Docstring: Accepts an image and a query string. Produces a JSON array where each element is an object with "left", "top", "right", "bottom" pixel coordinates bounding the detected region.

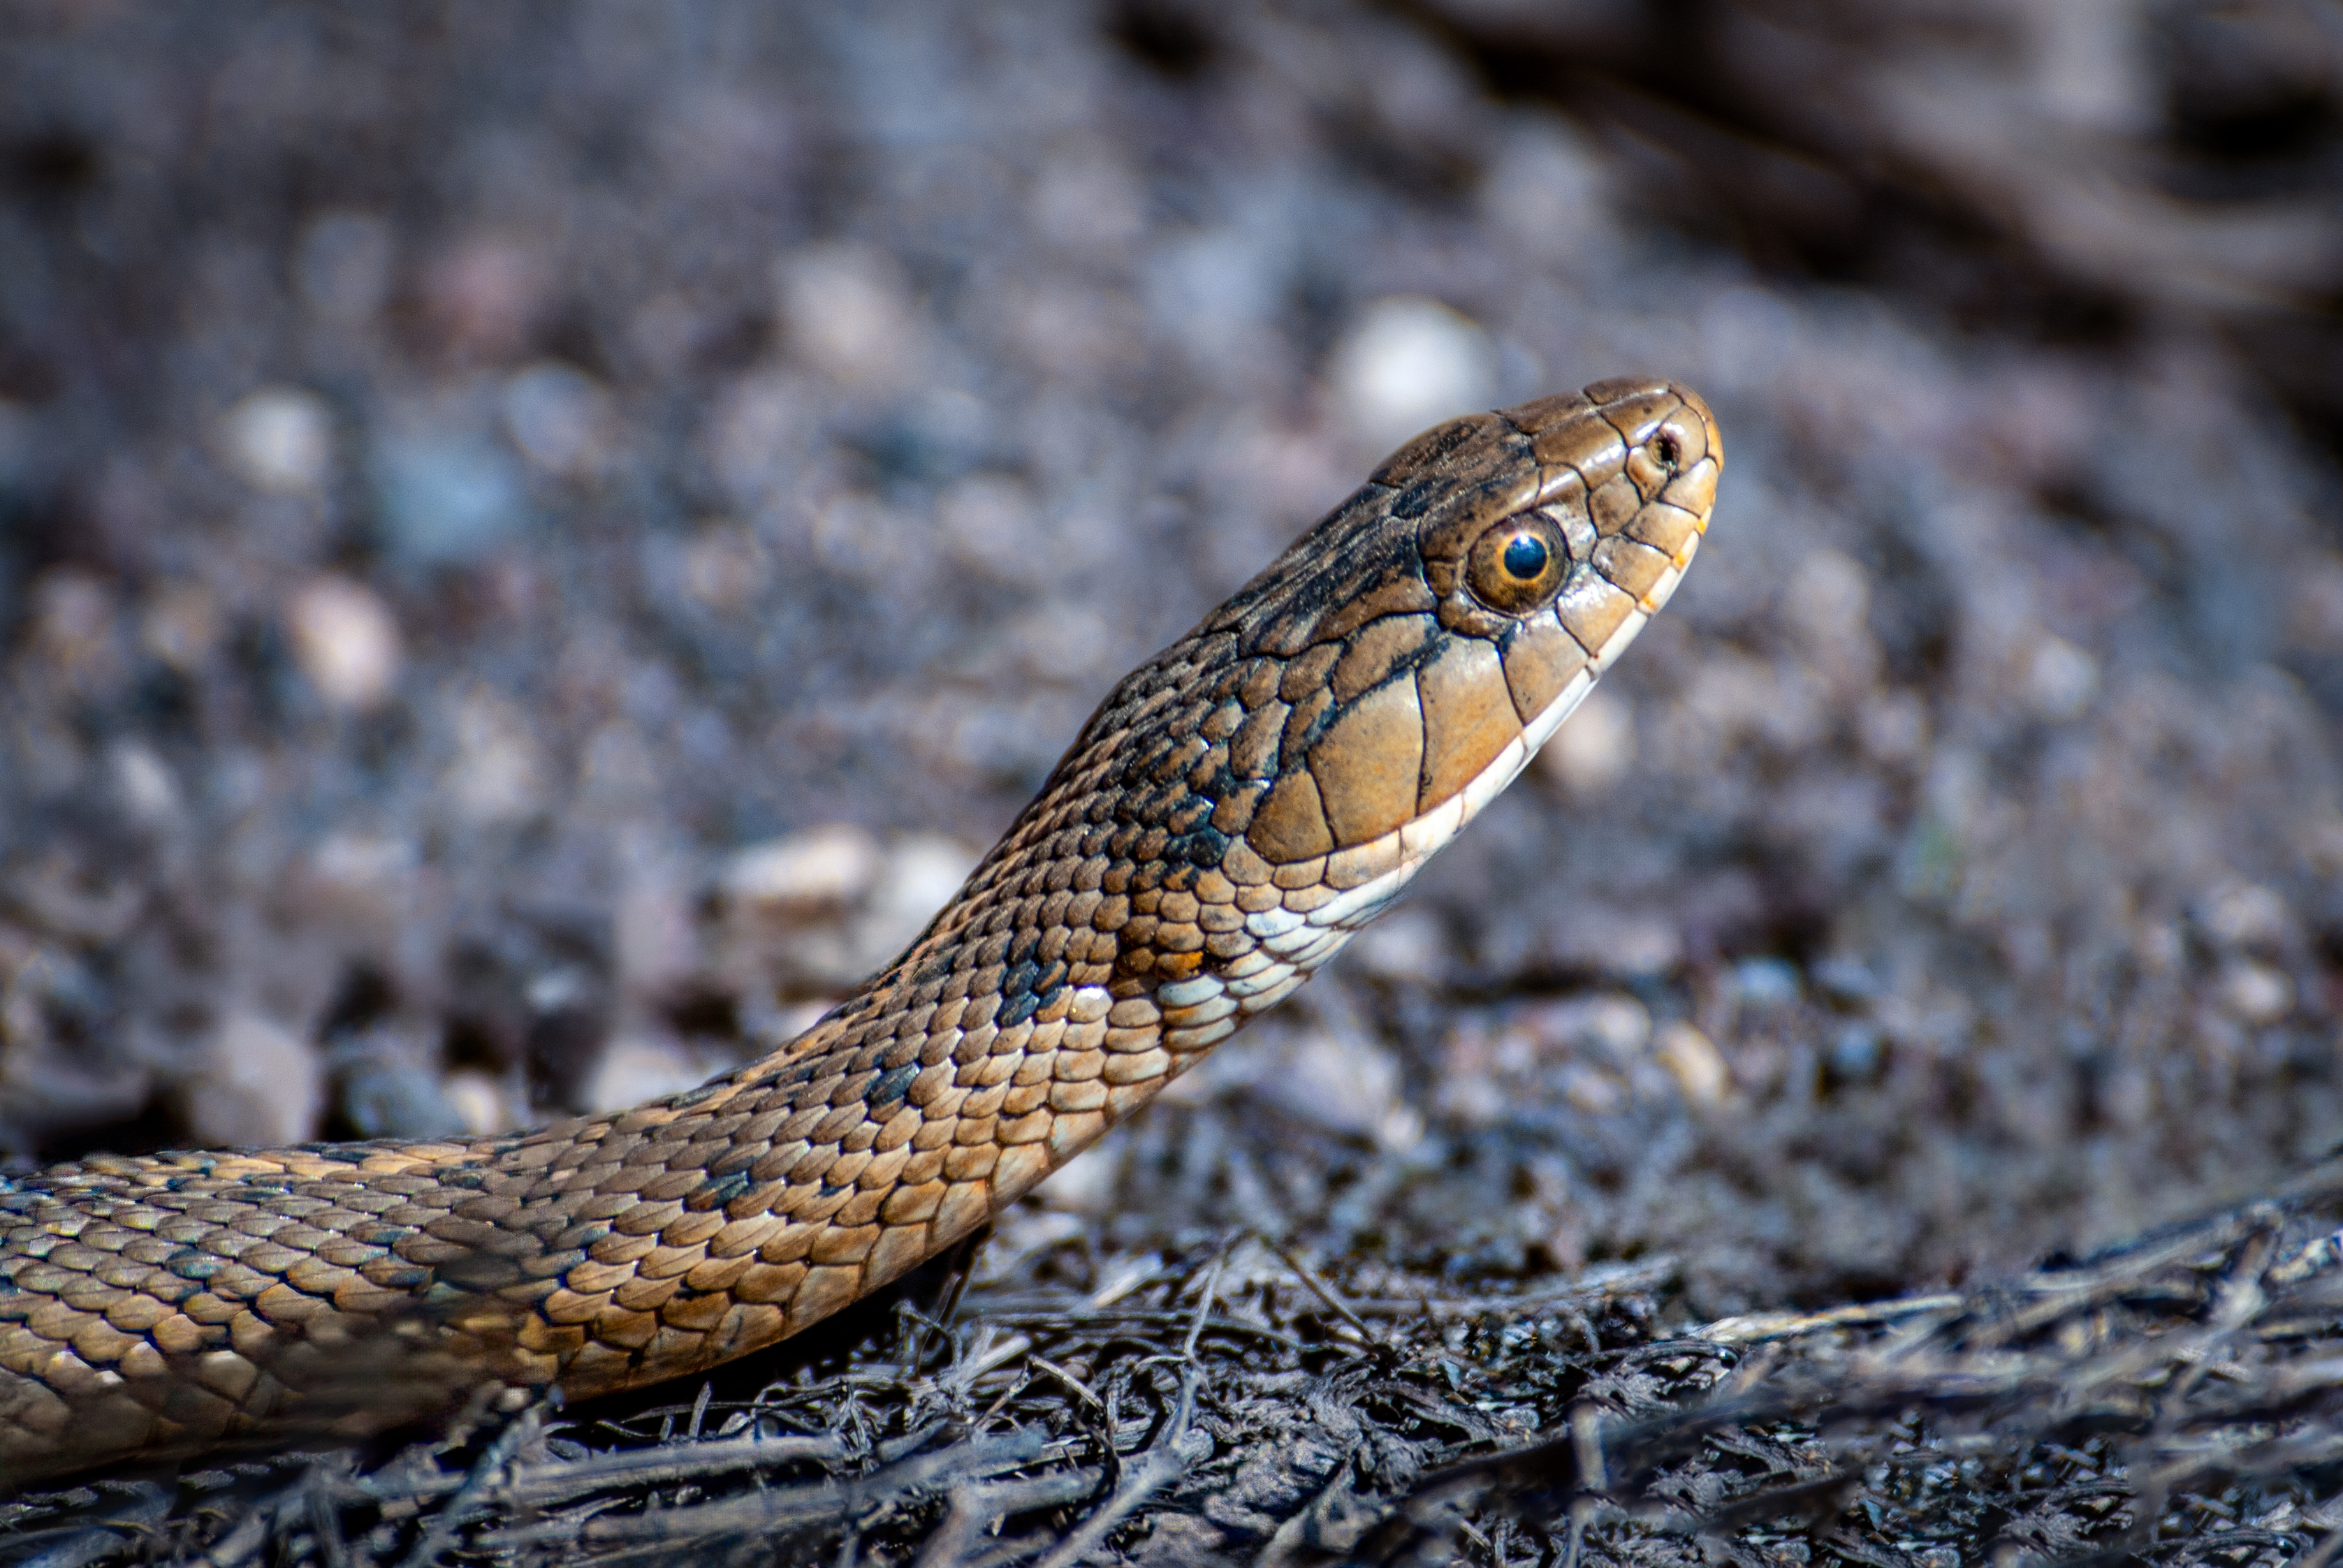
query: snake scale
[{"left": 1, "top": 379, "right": 1719, "bottom": 1483}]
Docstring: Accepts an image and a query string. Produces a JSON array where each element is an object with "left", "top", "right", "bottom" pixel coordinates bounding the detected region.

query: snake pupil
[{"left": 1502, "top": 534, "right": 1547, "bottom": 580}]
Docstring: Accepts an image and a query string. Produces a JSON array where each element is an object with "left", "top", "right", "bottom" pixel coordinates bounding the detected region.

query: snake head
[{"left": 1185, "top": 376, "right": 1723, "bottom": 871}]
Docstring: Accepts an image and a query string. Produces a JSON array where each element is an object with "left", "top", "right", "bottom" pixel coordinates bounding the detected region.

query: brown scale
[{"left": 0, "top": 379, "right": 1720, "bottom": 1483}]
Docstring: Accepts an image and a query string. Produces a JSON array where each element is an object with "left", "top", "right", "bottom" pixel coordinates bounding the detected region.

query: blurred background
[{"left": 3, "top": 0, "right": 2342, "bottom": 1326}]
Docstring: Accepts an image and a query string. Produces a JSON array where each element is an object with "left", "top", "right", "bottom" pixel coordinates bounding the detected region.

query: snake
[{"left": 0, "top": 379, "right": 1719, "bottom": 1484}]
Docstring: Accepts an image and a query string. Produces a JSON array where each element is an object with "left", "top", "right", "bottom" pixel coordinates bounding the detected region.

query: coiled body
[{"left": 1, "top": 381, "right": 1721, "bottom": 1482}]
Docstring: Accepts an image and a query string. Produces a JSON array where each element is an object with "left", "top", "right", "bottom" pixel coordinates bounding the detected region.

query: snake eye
[
  {"left": 1466, "top": 514, "right": 1568, "bottom": 614},
  {"left": 1502, "top": 534, "right": 1547, "bottom": 580}
]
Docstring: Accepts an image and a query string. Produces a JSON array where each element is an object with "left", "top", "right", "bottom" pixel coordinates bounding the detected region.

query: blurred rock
[
  {"left": 1732, "top": 958, "right": 1802, "bottom": 1009},
  {"left": 219, "top": 387, "right": 333, "bottom": 495},
  {"left": 1655, "top": 1020, "right": 1730, "bottom": 1105},
  {"left": 1327, "top": 295, "right": 1498, "bottom": 451},
  {"left": 1538, "top": 687, "right": 1635, "bottom": 797},
  {"left": 373, "top": 429, "right": 529, "bottom": 565},
  {"left": 296, "top": 210, "right": 393, "bottom": 328},
  {"left": 441, "top": 1068, "right": 520, "bottom": 1136},
  {"left": 852, "top": 835, "right": 982, "bottom": 974},
  {"left": 185, "top": 1012, "right": 322, "bottom": 1148},
  {"left": 424, "top": 235, "right": 546, "bottom": 360},
  {"left": 138, "top": 580, "right": 224, "bottom": 675},
  {"left": 583, "top": 1034, "right": 708, "bottom": 1115},
  {"left": 1343, "top": 907, "right": 1450, "bottom": 984},
  {"left": 337, "top": 1048, "right": 468, "bottom": 1141},
  {"left": 1253, "top": 1020, "right": 1411, "bottom": 1147},
  {"left": 2026, "top": 636, "right": 2101, "bottom": 721},
  {"left": 27, "top": 569, "right": 126, "bottom": 695},
  {"left": 296, "top": 830, "right": 419, "bottom": 937},
  {"left": 723, "top": 825, "right": 884, "bottom": 912},
  {"left": 441, "top": 686, "right": 546, "bottom": 825},
  {"left": 680, "top": 522, "right": 772, "bottom": 615},
  {"left": 2217, "top": 959, "right": 2294, "bottom": 1025},
  {"left": 108, "top": 741, "right": 178, "bottom": 826},
  {"left": 775, "top": 242, "right": 919, "bottom": 388},
  {"left": 2199, "top": 881, "right": 2293, "bottom": 951},
  {"left": 502, "top": 361, "right": 614, "bottom": 477},
  {"left": 285, "top": 575, "right": 402, "bottom": 710}
]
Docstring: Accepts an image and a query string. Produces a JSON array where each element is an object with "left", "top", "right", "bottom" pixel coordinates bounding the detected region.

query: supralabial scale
[{"left": 1, "top": 380, "right": 1721, "bottom": 1481}]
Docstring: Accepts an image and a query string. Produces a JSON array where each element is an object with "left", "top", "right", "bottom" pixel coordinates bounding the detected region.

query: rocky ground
[{"left": 3, "top": 1, "right": 2343, "bottom": 1563}]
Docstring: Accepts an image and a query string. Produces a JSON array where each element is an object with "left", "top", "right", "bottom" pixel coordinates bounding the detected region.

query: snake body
[{"left": 0, "top": 380, "right": 1720, "bottom": 1483}]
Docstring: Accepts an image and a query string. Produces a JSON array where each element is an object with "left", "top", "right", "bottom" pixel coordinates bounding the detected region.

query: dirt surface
[{"left": 4, "top": 1, "right": 2343, "bottom": 1562}]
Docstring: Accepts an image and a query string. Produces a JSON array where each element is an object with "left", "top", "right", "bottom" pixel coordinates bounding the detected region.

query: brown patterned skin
[{"left": 0, "top": 380, "right": 1721, "bottom": 1483}]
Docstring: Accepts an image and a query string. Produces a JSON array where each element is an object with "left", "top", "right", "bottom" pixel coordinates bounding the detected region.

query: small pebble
[
  {"left": 852, "top": 834, "right": 982, "bottom": 971},
  {"left": 1559, "top": 1064, "right": 1624, "bottom": 1114},
  {"left": 2026, "top": 636, "right": 2099, "bottom": 721},
  {"left": 1655, "top": 1020, "right": 1730, "bottom": 1105},
  {"left": 502, "top": 361, "right": 613, "bottom": 476},
  {"left": 1830, "top": 1022, "right": 1883, "bottom": 1079},
  {"left": 1253, "top": 1021, "right": 1402, "bottom": 1143},
  {"left": 2218, "top": 960, "right": 2293, "bottom": 1025},
  {"left": 1732, "top": 957, "right": 1802, "bottom": 1009},
  {"left": 139, "top": 580, "right": 224, "bottom": 673},
  {"left": 682, "top": 522, "right": 772, "bottom": 614},
  {"left": 724, "top": 825, "right": 884, "bottom": 910},
  {"left": 1539, "top": 688, "right": 1635, "bottom": 797},
  {"left": 441, "top": 1069, "right": 519, "bottom": 1136},
  {"left": 374, "top": 432, "right": 527, "bottom": 564},
  {"left": 297, "top": 210, "right": 393, "bottom": 325},
  {"left": 339, "top": 1059, "right": 467, "bottom": 1141},
  {"left": 1344, "top": 907, "right": 1448, "bottom": 983},
  {"left": 1328, "top": 295, "right": 1497, "bottom": 450},
  {"left": 185, "top": 1012, "right": 322, "bottom": 1148},
  {"left": 442, "top": 686, "right": 546, "bottom": 823},
  {"left": 110, "top": 741, "right": 178, "bottom": 824},
  {"left": 583, "top": 1036, "right": 707, "bottom": 1115},
  {"left": 2200, "top": 882, "right": 2292, "bottom": 950},
  {"left": 1524, "top": 992, "right": 1652, "bottom": 1061},
  {"left": 220, "top": 388, "right": 333, "bottom": 494},
  {"left": 775, "top": 242, "right": 917, "bottom": 387},
  {"left": 425, "top": 235, "right": 544, "bottom": 356},
  {"left": 285, "top": 575, "right": 402, "bottom": 710}
]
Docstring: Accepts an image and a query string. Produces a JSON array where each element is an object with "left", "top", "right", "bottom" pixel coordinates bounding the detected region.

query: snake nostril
[{"left": 1654, "top": 432, "right": 1681, "bottom": 470}]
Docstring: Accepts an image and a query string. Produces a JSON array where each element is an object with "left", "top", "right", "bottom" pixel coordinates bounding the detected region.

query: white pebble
[
  {"left": 724, "top": 824, "right": 884, "bottom": 909},
  {"left": 110, "top": 741, "right": 179, "bottom": 824},
  {"left": 285, "top": 574, "right": 402, "bottom": 710},
  {"left": 1328, "top": 295, "right": 1497, "bottom": 450},
  {"left": 583, "top": 1036, "right": 707, "bottom": 1115},
  {"left": 221, "top": 388, "right": 333, "bottom": 494},
  {"left": 852, "top": 834, "right": 982, "bottom": 967},
  {"left": 2200, "top": 882, "right": 2292, "bottom": 950},
  {"left": 1655, "top": 1020, "right": 1730, "bottom": 1105},
  {"left": 2026, "top": 636, "right": 2099, "bottom": 721},
  {"left": 1539, "top": 687, "right": 1635, "bottom": 796},
  {"left": 441, "top": 1069, "right": 519, "bottom": 1136},
  {"left": 2218, "top": 960, "right": 2293, "bottom": 1025},
  {"left": 186, "top": 1012, "right": 322, "bottom": 1148},
  {"left": 443, "top": 687, "right": 546, "bottom": 823},
  {"left": 775, "top": 242, "right": 917, "bottom": 386}
]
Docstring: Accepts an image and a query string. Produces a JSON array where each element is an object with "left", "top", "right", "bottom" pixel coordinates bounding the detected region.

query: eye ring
[{"left": 1465, "top": 513, "right": 1569, "bottom": 614}]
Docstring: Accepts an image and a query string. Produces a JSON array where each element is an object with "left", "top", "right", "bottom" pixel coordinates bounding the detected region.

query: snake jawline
[{"left": 0, "top": 379, "right": 1721, "bottom": 1482}]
